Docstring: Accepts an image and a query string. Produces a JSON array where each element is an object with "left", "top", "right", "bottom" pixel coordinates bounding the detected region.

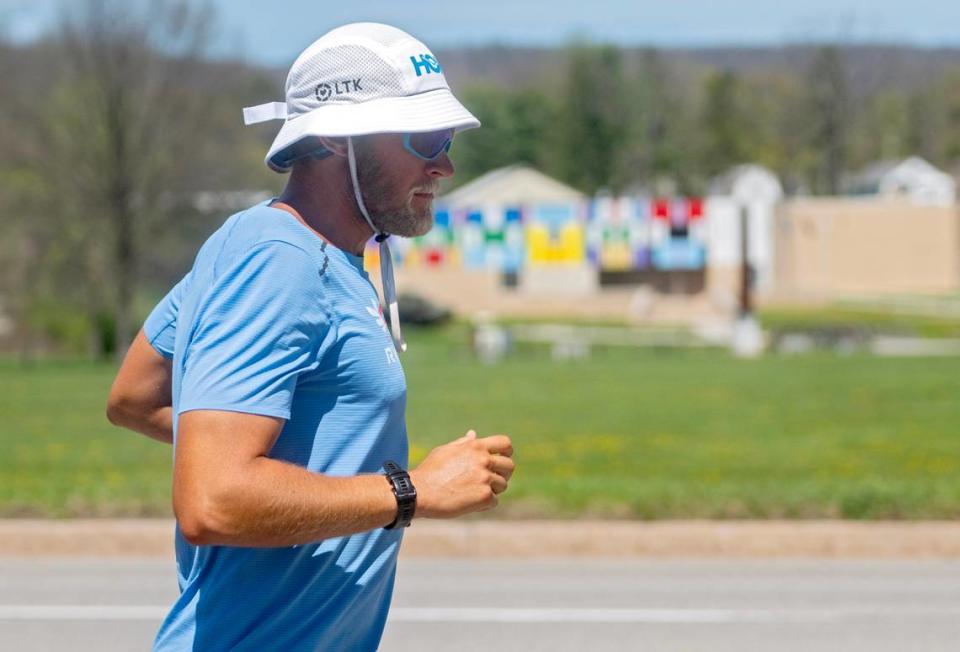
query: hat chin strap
[{"left": 347, "top": 137, "right": 407, "bottom": 353}]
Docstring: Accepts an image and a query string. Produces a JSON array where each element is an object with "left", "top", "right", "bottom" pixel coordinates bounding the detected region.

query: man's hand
[{"left": 410, "top": 430, "right": 514, "bottom": 519}]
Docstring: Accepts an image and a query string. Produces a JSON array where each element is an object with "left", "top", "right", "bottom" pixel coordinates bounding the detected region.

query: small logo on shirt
[
  {"left": 367, "top": 299, "right": 398, "bottom": 363},
  {"left": 384, "top": 346, "right": 398, "bottom": 365},
  {"left": 365, "top": 299, "right": 389, "bottom": 336}
]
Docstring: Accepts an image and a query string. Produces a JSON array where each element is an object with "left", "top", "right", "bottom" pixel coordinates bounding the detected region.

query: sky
[{"left": 2, "top": 0, "right": 960, "bottom": 66}]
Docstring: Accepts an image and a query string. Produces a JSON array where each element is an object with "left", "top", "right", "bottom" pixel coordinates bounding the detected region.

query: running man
[{"left": 107, "top": 22, "right": 514, "bottom": 651}]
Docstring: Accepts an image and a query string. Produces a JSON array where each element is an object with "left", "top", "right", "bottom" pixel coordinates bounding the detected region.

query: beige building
[
  {"left": 383, "top": 165, "right": 960, "bottom": 324},
  {"left": 773, "top": 198, "right": 960, "bottom": 300},
  {"left": 707, "top": 163, "right": 960, "bottom": 308}
]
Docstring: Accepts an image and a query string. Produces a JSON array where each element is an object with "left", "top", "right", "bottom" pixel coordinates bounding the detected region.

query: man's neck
[{"left": 273, "top": 177, "right": 373, "bottom": 256}]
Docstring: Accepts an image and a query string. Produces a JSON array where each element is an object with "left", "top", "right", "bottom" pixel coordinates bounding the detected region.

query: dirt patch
[{"left": 4, "top": 519, "right": 960, "bottom": 558}]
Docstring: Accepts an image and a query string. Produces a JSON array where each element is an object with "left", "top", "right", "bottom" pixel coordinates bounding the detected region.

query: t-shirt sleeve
[
  {"left": 144, "top": 272, "right": 190, "bottom": 359},
  {"left": 177, "top": 241, "right": 329, "bottom": 420}
]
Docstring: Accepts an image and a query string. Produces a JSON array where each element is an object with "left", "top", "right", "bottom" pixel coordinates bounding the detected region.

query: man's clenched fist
[{"left": 410, "top": 430, "right": 514, "bottom": 519}]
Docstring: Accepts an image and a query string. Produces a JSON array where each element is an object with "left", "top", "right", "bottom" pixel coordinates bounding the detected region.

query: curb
[{"left": 4, "top": 519, "right": 960, "bottom": 558}]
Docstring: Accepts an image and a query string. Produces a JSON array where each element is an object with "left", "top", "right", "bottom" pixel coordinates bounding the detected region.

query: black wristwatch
[{"left": 383, "top": 461, "right": 416, "bottom": 529}]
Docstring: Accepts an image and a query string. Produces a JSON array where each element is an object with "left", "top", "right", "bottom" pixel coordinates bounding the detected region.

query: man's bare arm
[
  {"left": 106, "top": 329, "right": 174, "bottom": 444},
  {"left": 174, "top": 409, "right": 514, "bottom": 547}
]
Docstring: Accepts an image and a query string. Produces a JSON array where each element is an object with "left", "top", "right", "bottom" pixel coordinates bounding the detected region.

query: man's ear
[{"left": 317, "top": 136, "right": 349, "bottom": 157}]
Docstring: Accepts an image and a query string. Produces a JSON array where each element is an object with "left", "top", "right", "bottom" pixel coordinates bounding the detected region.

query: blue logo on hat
[{"left": 410, "top": 54, "right": 442, "bottom": 77}]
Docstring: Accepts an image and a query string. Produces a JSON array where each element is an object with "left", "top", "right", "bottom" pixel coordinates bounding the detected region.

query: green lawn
[{"left": 2, "top": 324, "right": 959, "bottom": 519}]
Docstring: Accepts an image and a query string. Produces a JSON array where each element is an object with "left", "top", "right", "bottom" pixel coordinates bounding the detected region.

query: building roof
[
  {"left": 440, "top": 165, "right": 586, "bottom": 208},
  {"left": 845, "top": 156, "right": 954, "bottom": 195},
  {"left": 708, "top": 164, "right": 783, "bottom": 203}
]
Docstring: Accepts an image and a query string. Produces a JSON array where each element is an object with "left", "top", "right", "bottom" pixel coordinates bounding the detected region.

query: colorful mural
[
  {"left": 368, "top": 197, "right": 707, "bottom": 273},
  {"left": 526, "top": 203, "right": 585, "bottom": 265},
  {"left": 461, "top": 205, "right": 526, "bottom": 271},
  {"left": 587, "top": 196, "right": 651, "bottom": 271},
  {"left": 649, "top": 198, "right": 706, "bottom": 271}
]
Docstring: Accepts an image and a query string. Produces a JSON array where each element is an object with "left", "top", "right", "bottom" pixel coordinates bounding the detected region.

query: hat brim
[{"left": 265, "top": 88, "right": 480, "bottom": 172}]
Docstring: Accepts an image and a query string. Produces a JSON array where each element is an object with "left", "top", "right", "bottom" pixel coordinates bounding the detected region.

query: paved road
[{"left": 1, "top": 558, "right": 959, "bottom": 651}]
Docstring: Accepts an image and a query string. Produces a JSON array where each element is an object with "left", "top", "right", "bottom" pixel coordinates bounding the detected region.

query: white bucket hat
[
  {"left": 243, "top": 22, "right": 479, "bottom": 353},
  {"left": 243, "top": 22, "right": 480, "bottom": 172}
]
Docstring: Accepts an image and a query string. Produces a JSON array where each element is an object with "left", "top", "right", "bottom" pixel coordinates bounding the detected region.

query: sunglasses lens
[{"left": 407, "top": 129, "right": 454, "bottom": 159}]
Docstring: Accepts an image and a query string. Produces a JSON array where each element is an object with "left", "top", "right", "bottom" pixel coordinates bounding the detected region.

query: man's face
[{"left": 352, "top": 133, "right": 455, "bottom": 238}]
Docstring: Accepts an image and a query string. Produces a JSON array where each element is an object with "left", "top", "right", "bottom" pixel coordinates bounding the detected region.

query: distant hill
[
  {"left": 6, "top": 39, "right": 958, "bottom": 97},
  {"left": 436, "top": 44, "right": 960, "bottom": 96}
]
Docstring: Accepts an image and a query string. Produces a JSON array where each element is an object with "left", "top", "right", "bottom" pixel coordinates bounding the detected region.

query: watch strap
[{"left": 383, "top": 460, "right": 416, "bottom": 529}]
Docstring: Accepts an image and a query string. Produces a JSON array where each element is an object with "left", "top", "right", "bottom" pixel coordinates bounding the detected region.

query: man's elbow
[
  {"left": 174, "top": 483, "right": 243, "bottom": 547},
  {"left": 105, "top": 392, "right": 131, "bottom": 428},
  {"left": 176, "top": 510, "right": 218, "bottom": 547}
]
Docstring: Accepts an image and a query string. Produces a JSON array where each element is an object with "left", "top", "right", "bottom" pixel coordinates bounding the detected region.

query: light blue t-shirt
[{"left": 144, "top": 202, "right": 408, "bottom": 651}]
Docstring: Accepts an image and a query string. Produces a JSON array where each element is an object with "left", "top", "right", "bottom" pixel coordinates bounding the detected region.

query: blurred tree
[
  {"left": 0, "top": 37, "right": 62, "bottom": 359},
  {"left": 736, "top": 70, "right": 811, "bottom": 192},
  {"left": 555, "top": 44, "right": 629, "bottom": 195},
  {"left": 509, "top": 89, "right": 561, "bottom": 172},
  {"left": 807, "top": 46, "right": 850, "bottom": 194},
  {"left": 904, "top": 87, "right": 943, "bottom": 164},
  {"left": 848, "top": 90, "right": 908, "bottom": 167},
  {"left": 700, "top": 70, "right": 751, "bottom": 177},
  {"left": 37, "top": 0, "right": 216, "bottom": 360},
  {"left": 449, "top": 85, "right": 558, "bottom": 186},
  {"left": 622, "top": 49, "right": 686, "bottom": 193},
  {"left": 938, "top": 65, "right": 960, "bottom": 164}
]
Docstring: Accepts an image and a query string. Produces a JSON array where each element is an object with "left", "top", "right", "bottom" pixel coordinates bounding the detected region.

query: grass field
[{"left": 2, "top": 324, "right": 959, "bottom": 519}]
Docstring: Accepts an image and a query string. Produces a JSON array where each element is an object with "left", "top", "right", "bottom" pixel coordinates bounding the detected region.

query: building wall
[
  {"left": 705, "top": 197, "right": 776, "bottom": 294},
  {"left": 380, "top": 197, "right": 960, "bottom": 323},
  {"left": 385, "top": 266, "right": 719, "bottom": 323},
  {"left": 774, "top": 199, "right": 960, "bottom": 298}
]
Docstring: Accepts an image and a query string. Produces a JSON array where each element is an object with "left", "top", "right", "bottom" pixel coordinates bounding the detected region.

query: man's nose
[{"left": 426, "top": 152, "right": 454, "bottom": 179}]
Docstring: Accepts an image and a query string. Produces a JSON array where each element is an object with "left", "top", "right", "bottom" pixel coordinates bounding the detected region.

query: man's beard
[{"left": 352, "top": 140, "right": 437, "bottom": 238}]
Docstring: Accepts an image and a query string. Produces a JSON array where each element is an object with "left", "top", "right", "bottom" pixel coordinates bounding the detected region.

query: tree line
[
  {"left": 451, "top": 44, "right": 960, "bottom": 197},
  {"left": 2, "top": 1, "right": 959, "bottom": 359}
]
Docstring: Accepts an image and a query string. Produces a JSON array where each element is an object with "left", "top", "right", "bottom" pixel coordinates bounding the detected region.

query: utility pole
[
  {"left": 739, "top": 203, "right": 752, "bottom": 318},
  {"left": 731, "top": 202, "right": 764, "bottom": 357}
]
